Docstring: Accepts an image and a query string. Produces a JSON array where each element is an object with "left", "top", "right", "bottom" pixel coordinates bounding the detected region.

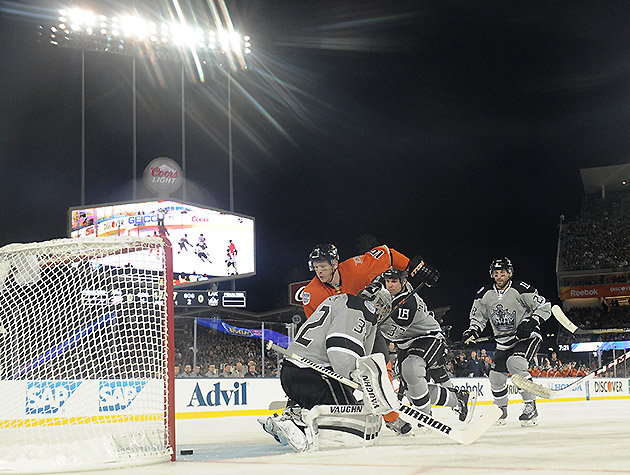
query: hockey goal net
[{"left": 0, "top": 237, "right": 175, "bottom": 473}]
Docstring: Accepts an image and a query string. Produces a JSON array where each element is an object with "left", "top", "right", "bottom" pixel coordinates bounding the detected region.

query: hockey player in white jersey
[
  {"left": 260, "top": 282, "right": 396, "bottom": 451},
  {"left": 380, "top": 268, "right": 474, "bottom": 422},
  {"left": 462, "top": 257, "right": 551, "bottom": 426}
]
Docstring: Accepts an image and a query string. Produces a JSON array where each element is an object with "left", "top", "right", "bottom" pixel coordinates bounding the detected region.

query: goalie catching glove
[
  {"left": 462, "top": 328, "right": 479, "bottom": 346},
  {"left": 516, "top": 317, "right": 537, "bottom": 339},
  {"left": 406, "top": 255, "right": 440, "bottom": 288}
]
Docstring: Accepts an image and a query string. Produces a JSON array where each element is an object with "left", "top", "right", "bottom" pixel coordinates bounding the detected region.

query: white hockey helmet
[{"left": 358, "top": 282, "right": 392, "bottom": 323}]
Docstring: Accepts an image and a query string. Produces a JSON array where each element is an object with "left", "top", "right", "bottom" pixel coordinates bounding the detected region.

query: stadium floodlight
[
  {"left": 43, "top": 6, "right": 252, "bottom": 67},
  {"left": 39, "top": 4, "right": 250, "bottom": 238}
]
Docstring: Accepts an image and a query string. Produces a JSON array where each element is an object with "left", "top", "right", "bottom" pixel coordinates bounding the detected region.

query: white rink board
[
  {"left": 3, "top": 377, "right": 626, "bottom": 422},
  {"left": 175, "top": 378, "right": 287, "bottom": 415},
  {"left": 0, "top": 380, "right": 165, "bottom": 419},
  {"left": 172, "top": 377, "right": 629, "bottom": 419}
]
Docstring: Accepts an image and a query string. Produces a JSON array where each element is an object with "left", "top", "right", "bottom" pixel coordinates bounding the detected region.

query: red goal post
[{"left": 0, "top": 236, "right": 175, "bottom": 472}]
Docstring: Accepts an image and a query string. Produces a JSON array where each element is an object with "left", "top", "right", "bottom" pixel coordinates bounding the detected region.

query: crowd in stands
[
  {"left": 557, "top": 305, "right": 630, "bottom": 344},
  {"left": 171, "top": 319, "right": 629, "bottom": 379},
  {"left": 173, "top": 324, "right": 281, "bottom": 378},
  {"left": 559, "top": 191, "right": 630, "bottom": 271},
  {"left": 445, "top": 348, "right": 628, "bottom": 378}
]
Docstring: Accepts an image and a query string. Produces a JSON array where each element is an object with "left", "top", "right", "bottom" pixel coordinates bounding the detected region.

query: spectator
[
  {"left": 204, "top": 364, "right": 218, "bottom": 378},
  {"left": 193, "top": 365, "right": 204, "bottom": 378},
  {"left": 483, "top": 356, "right": 492, "bottom": 376},
  {"left": 467, "top": 350, "right": 486, "bottom": 377},
  {"left": 244, "top": 364, "right": 259, "bottom": 378},
  {"left": 549, "top": 352, "right": 562, "bottom": 368},
  {"left": 455, "top": 353, "right": 469, "bottom": 377},
  {"left": 232, "top": 362, "right": 245, "bottom": 377},
  {"left": 179, "top": 364, "right": 194, "bottom": 378},
  {"left": 219, "top": 364, "right": 233, "bottom": 377}
]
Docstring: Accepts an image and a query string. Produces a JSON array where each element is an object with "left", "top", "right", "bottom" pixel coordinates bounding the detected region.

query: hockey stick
[
  {"left": 269, "top": 400, "right": 288, "bottom": 411},
  {"left": 266, "top": 340, "right": 501, "bottom": 445},
  {"left": 453, "top": 335, "right": 495, "bottom": 345},
  {"left": 512, "top": 350, "right": 630, "bottom": 399},
  {"left": 552, "top": 305, "right": 629, "bottom": 335}
]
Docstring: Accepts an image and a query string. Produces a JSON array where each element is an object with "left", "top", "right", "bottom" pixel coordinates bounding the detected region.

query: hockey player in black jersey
[
  {"left": 462, "top": 257, "right": 551, "bottom": 426},
  {"left": 380, "top": 268, "right": 474, "bottom": 423}
]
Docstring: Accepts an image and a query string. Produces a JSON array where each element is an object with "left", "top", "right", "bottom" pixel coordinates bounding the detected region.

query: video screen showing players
[{"left": 69, "top": 200, "right": 255, "bottom": 286}]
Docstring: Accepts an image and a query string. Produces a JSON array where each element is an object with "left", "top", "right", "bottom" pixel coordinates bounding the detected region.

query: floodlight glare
[{"left": 45, "top": 6, "right": 252, "bottom": 70}]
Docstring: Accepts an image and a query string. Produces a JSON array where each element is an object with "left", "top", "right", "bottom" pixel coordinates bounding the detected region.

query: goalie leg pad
[
  {"left": 303, "top": 405, "right": 382, "bottom": 450},
  {"left": 356, "top": 353, "right": 399, "bottom": 415}
]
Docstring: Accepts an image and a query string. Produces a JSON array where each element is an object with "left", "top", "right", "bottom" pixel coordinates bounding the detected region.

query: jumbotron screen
[{"left": 68, "top": 200, "right": 255, "bottom": 286}]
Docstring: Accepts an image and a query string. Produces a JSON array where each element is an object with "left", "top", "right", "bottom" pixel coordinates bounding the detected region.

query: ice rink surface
[{"left": 93, "top": 398, "right": 630, "bottom": 475}]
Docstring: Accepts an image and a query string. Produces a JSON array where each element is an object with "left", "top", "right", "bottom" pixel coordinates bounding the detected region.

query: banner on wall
[
  {"left": 559, "top": 283, "right": 630, "bottom": 299},
  {"left": 196, "top": 318, "right": 291, "bottom": 347}
]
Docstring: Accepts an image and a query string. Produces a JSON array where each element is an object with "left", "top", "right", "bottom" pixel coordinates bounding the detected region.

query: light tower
[{"left": 41, "top": 4, "right": 252, "bottom": 206}]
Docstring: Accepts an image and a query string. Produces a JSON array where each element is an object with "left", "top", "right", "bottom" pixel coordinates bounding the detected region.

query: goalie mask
[
  {"left": 308, "top": 244, "right": 339, "bottom": 271},
  {"left": 489, "top": 257, "right": 513, "bottom": 277},
  {"left": 358, "top": 282, "right": 392, "bottom": 323}
]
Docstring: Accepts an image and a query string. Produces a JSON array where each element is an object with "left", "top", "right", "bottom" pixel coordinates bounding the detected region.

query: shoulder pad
[
  {"left": 513, "top": 280, "right": 536, "bottom": 293},
  {"left": 475, "top": 284, "right": 491, "bottom": 297},
  {"left": 346, "top": 294, "right": 378, "bottom": 324}
]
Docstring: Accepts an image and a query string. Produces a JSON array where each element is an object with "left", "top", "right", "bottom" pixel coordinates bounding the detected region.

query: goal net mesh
[{"left": 0, "top": 237, "right": 174, "bottom": 473}]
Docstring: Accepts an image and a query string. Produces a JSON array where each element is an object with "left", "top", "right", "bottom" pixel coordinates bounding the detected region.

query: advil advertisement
[{"left": 174, "top": 378, "right": 286, "bottom": 416}]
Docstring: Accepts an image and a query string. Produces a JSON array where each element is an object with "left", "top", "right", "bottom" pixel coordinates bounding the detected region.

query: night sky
[{"left": 2, "top": 1, "right": 630, "bottom": 339}]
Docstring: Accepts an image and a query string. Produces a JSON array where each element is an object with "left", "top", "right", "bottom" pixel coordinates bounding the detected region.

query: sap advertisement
[{"left": 68, "top": 200, "right": 255, "bottom": 286}]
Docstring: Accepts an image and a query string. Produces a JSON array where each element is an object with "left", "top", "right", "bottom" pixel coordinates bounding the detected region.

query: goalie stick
[
  {"left": 265, "top": 340, "right": 501, "bottom": 445},
  {"left": 512, "top": 350, "right": 630, "bottom": 399}
]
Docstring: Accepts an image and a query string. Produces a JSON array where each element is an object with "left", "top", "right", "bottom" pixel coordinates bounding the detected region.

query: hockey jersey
[
  {"left": 468, "top": 280, "right": 551, "bottom": 351},
  {"left": 302, "top": 245, "right": 409, "bottom": 318},
  {"left": 288, "top": 293, "right": 379, "bottom": 379},
  {"left": 380, "top": 282, "right": 443, "bottom": 349}
]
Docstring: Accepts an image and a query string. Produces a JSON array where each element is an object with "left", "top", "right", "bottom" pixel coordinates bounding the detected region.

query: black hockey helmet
[
  {"left": 382, "top": 267, "right": 408, "bottom": 282},
  {"left": 308, "top": 244, "right": 339, "bottom": 271},
  {"left": 489, "top": 257, "right": 514, "bottom": 277},
  {"left": 358, "top": 282, "right": 393, "bottom": 323}
]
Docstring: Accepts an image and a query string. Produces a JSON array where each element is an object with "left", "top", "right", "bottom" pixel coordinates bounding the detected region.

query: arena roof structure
[{"left": 580, "top": 163, "right": 630, "bottom": 194}]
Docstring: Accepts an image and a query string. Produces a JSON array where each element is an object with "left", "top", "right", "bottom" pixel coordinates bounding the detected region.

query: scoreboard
[{"left": 173, "top": 290, "right": 246, "bottom": 308}]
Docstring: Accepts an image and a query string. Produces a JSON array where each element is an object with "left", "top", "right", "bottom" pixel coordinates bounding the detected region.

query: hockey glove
[
  {"left": 516, "top": 318, "right": 537, "bottom": 339},
  {"left": 462, "top": 328, "right": 479, "bottom": 346},
  {"left": 406, "top": 255, "right": 440, "bottom": 288}
]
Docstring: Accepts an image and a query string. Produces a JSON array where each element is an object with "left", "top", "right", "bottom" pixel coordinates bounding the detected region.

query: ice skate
[
  {"left": 258, "top": 414, "right": 308, "bottom": 451},
  {"left": 452, "top": 387, "right": 477, "bottom": 423},
  {"left": 385, "top": 416, "right": 412, "bottom": 435},
  {"left": 519, "top": 401, "right": 538, "bottom": 427},
  {"left": 495, "top": 405, "right": 508, "bottom": 426},
  {"left": 258, "top": 414, "right": 283, "bottom": 444}
]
